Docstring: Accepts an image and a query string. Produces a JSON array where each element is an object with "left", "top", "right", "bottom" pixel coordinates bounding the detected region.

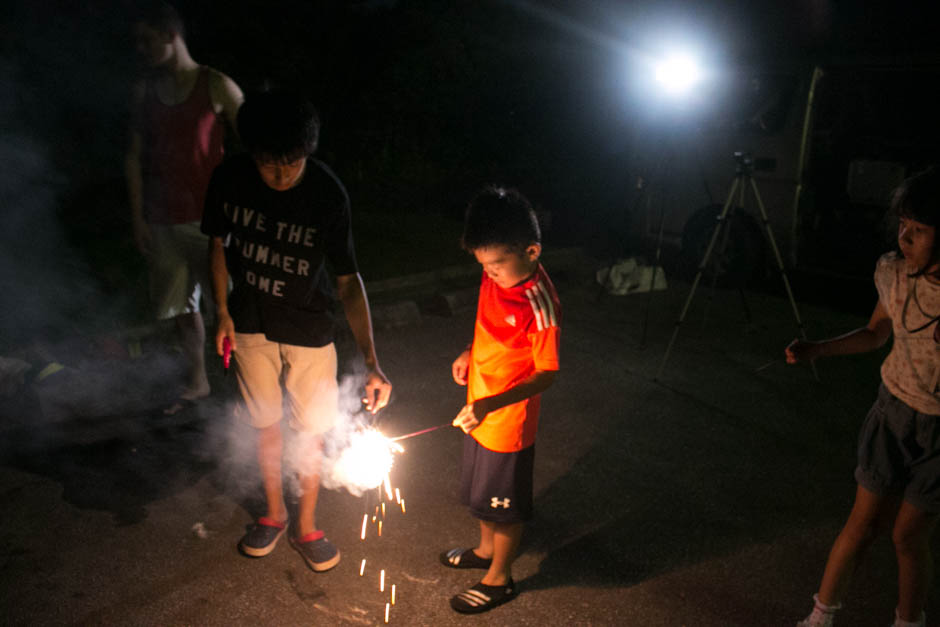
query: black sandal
[
  {"left": 450, "top": 579, "right": 515, "bottom": 614},
  {"left": 439, "top": 547, "right": 492, "bottom": 569}
]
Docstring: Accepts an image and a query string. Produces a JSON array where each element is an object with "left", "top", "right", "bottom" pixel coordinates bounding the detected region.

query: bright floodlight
[{"left": 654, "top": 53, "right": 701, "bottom": 96}]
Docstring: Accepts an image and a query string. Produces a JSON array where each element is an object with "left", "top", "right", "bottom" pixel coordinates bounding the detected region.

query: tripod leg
[
  {"left": 657, "top": 177, "right": 741, "bottom": 379},
  {"left": 748, "top": 177, "right": 819, "bottom": 381},
  {"left": 702, "top": 178, "right": 747, "bottom": 330}
]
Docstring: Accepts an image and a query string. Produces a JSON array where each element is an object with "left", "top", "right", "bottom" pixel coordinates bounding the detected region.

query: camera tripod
[{"left": 656, "top": 152, "right": 817, "bottom": 380}]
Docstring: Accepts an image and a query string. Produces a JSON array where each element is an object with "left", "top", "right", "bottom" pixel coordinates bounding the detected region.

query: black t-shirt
[{"left": 201, "top": 154, "right": 358, "bottom": 347}]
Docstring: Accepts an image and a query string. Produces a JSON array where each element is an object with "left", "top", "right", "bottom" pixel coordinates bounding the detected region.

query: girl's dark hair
[
  {"left": 237, "top": 88, "right": 319, "bottom": 163},
  {"left": 893, "top": 166, "right": 940, "bottom": 226},
  {"left": 894, "top": 166, "right": 940, "bottom": 276},
  {"left": 135, "top": 1, "right": 185, "bottom": 40},
  {"left": 461, "top": 186, "right": 540, "bottom": 252}
]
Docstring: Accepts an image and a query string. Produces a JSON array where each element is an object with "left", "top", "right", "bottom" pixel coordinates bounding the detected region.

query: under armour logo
[
  {"left": 490, "top": 497, "right": 511, "bottom": 509},
  {"left": 504, "top": 314, "right": 516, "bottom": 327}
]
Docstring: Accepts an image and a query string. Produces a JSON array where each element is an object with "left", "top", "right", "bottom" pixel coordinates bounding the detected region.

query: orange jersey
[{"left": 468, "top": 264, "right": 561, "bottom": 452}]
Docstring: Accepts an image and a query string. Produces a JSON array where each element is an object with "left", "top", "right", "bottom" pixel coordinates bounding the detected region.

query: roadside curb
[{"left": 366, "top": 246, "right": 592, "bottom": 327}]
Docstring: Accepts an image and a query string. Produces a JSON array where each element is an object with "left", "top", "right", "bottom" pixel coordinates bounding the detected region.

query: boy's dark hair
[
  {"left": 893, "top": 166, "right": 940, "bottom": 276},
  {"left": 462, "top": 186, "right": 541, "bottom": 252},
  {"left": 135, "top": 1, "right": 185, "bottom": 40},
  {"left": 237, "top": 89, "right": 320, "bottom": 163}
]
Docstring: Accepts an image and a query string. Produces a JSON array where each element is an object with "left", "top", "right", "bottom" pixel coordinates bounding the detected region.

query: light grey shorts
[
  {"left": 147, "top": 222, "right": 211, "bottom": 320},
  {"left": 855, "top": 383, "right": 940, "bottom": 512},
  {"left": 233, "top": 332, "right": 338, "bottom": 434}
]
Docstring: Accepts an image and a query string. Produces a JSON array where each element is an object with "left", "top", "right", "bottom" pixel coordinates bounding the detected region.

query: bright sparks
[
  {"left": 332, "top": 428, "right": 404, "bottom": 494},
  {"left": 359, "top": 559, "right": 366, "bottom": 576},
  {"left": 360, "top": 514, "right": 368, "bottom": 540}
]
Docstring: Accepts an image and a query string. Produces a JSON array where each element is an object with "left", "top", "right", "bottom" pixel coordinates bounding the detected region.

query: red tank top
[{"left": 138, "top": 67, "right": 224, "bottom": 225}]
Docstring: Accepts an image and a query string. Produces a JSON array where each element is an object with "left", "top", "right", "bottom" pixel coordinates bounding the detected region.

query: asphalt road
[{"left": 2, "top": 261, "right": 938, "bottom": 626}]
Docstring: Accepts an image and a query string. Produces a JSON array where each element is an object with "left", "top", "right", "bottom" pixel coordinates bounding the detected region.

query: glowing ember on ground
[
  {"left": 385, "top": 602, "right": 390, "bottom": 623},
  {"left": 400, "top": 499, "right": 405, "bottom": 514},
  {"left": 378, "top": 520, "right": 383, "bottom": 536},
  {"left": 380, "top": 569, "right": 385, "bottom": 592},
  {"left": 332, "top": 428, "right": 404, "bottom": 494},
  {"left": 391, "top": 584, "right": 396, "bottom": 605},
  {"left": 359, "top": 559, "right": 366, "bottom": 576}
]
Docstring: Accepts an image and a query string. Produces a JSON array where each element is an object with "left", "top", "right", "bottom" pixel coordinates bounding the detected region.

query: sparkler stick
[
  {"left": 360, "top": 514, "right": 368, "bottom": 540},
  {"left": 755, "top": 359, "right": 779, "bottom": 372},
  {"left": 359, "top": 559, "right": 366, "bottom": 576},
  {"left": 390, "top": 422, "right": 451, "bottom": 442}
]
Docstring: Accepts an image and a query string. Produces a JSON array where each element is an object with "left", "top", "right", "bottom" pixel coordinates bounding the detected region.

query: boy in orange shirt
[{"left": 442, "top": 187, "right": 561, "bottom": 613}]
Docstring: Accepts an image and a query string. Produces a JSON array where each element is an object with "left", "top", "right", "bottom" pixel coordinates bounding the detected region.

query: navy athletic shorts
[{"left": 459, "top": 434, "right": 535, "bottom": 523}]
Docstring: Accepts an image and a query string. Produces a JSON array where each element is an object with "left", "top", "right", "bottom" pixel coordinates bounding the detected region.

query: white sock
[
  {"left": 811, "top": 593, "right": 841, "bottom": 615},
  {"left": 893, "top": 609, "right": 925, "bottom": 627}
]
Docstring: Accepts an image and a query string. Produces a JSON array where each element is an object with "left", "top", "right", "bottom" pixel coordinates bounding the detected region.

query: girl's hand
[{"left": 785, "top": 339, "right": 818, "bottom": 364}]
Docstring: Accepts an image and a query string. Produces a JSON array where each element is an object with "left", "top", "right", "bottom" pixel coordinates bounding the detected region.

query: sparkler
[
  {"left": 390, "top": 422, "right": 451, "bottom": 442},
  {"left": 342, "top": 423, "right": 449, "bottom": 625},
  {"left": 755, "top": 359, "right": 779, "bottom": 372},
  {"left": 332, "top": 428, "right": 404, "bottom": 494}
]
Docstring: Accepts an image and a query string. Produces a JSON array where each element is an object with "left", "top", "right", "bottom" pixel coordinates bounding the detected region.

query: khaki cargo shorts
[{"left": 233, "top": 332, "right": 338, "bottom": 434}]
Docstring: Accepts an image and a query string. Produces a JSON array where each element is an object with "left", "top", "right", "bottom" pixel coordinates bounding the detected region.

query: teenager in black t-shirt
[{"left": 202, "top": 89, "right": 391, "bottom": 571}]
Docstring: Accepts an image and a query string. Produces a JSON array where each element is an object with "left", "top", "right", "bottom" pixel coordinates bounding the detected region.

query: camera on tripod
[{"left": 733, "top": 151, "right": 776, "bottom": 174}]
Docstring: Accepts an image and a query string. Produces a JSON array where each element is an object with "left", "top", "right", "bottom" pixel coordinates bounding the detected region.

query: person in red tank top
[{"left": 125, "top": 2, "right": 243, "bottom": 414}]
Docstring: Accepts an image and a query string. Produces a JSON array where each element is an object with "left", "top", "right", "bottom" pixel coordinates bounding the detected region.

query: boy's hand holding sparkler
[
  {"left": 453, "top": 399, "right": 491, "bottom": 434},
  {"left": 362, "top": 366, "right": 392, "bottom": 415}
]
